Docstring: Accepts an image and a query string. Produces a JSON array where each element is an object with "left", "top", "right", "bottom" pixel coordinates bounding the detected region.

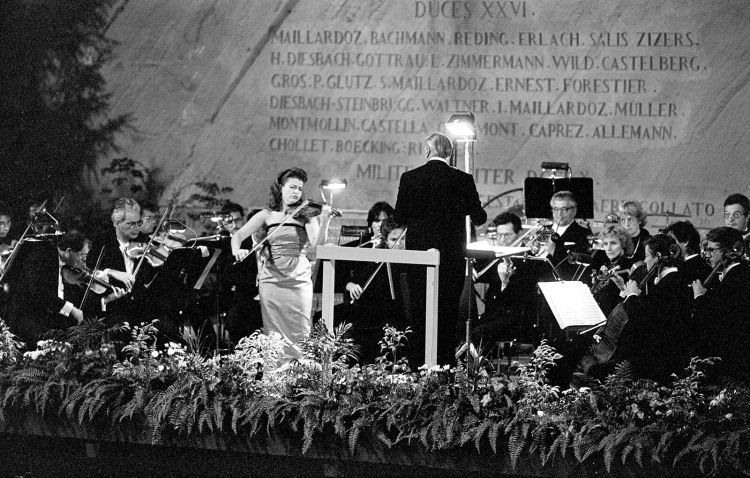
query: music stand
[
  {"left": 151, "top": 247, "right": 223, "bottom": 344},
  {"left": 524, "top": 177, "right": 594, "bottom": 219},
  {"left": 536, "top": 281, "right": 605, "bottom": 339}
]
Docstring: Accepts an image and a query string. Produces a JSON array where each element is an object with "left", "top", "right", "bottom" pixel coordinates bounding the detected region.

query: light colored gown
[{"left": 258, "top": 222, "right": 312, "bottom": 360}]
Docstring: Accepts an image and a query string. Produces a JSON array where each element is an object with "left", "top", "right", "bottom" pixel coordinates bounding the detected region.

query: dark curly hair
[
  {"left": 645, "top": 234, "right": 682, "bottom": 267},
  {"left": 268, "top": 168, "right": 308, "bottom": 211}
]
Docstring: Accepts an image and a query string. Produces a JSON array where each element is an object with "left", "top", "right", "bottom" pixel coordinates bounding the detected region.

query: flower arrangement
[{"left": 0, "top": 317, "right": 749, "bottom": 476}]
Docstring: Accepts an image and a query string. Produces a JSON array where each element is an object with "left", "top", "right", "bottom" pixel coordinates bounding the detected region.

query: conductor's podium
[{"left": 315, "top": 245, "right": 440, "bottom": 366}]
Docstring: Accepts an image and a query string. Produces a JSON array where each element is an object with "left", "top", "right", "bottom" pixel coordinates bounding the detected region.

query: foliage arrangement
[
  {"left": 0, "top": 317, "right": 749, "bottom": 476},
  {"left": 0, "top": 0, "right": 129, "bottom": 208}
]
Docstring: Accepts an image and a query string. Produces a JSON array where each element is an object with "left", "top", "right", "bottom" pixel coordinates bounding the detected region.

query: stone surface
[{"left": 99, "top": 0, "right": 750, "bottom": 229}]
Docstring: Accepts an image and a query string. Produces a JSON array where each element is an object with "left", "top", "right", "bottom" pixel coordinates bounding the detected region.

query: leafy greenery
[
  {"left": 0, "top": 317, "right": 749, "bottom": 476},
  {"left": 0, "top": 0, "right": 129, "bottom": 208}
]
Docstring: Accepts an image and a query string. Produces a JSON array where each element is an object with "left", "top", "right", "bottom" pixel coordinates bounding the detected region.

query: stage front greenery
[{"left": 0, "top": 318, "right": 748, "bottom": 476}]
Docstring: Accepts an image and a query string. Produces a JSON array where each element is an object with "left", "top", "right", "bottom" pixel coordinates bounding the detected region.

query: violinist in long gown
[
  {"left": 691, "top": 227, "right": 750, "bottom": 381},
  {"left": 603, "top": 234, "right": 692, "bottom": 383},
  {"left": 588, "top": 225, "right": 634, "bottom": 316},
  {"left": 5, "top": 231, "right": 88, "bottom": 346}
]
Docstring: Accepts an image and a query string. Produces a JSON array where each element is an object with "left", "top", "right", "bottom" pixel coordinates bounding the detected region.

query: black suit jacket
[
  {"left": 550, "top": 221, "right": 592, "bottom": 280},
  {"left": 394, "top": 160, "right": 486, "bottom": 265},
  {"left": 680, "top": 254, "right": 712, "bottom": 284},
  {"left": 6, "top": 241, "right": 74, "bottom": 345},
  {"left": 692, "top": 262, "right": 750, "bottom": 380},
  {"left": 616, "top": 269, "right": 693, "bottom": 382}
]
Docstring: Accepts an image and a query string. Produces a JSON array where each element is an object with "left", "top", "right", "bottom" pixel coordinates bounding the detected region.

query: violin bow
[
  {"left": 350, "top": 227, "right": 407, "bottom": 304},
  {"left": 234, "top": 200, "right": 310, "bottom": 265},
  {"left": 132, "top": 204, "right": 172, "bottom": 279}
]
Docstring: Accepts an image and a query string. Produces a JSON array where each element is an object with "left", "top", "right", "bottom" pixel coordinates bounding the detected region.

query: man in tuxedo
[
  {"left": 547, "top": 190, "right": 592, "bottom": 280},
  {"left": 691, "top": 226, "right": 750, "bottom": 380},
  {"left": 475, "top": 213, "right": 541, "bottom": 346},
  {"left": 88, "top": 198, "right": 161, "bottom": 328},
  {"left": 723, "top": 193, "right": 749, "bottom": 234},
  {"left": 394, "top": 132, "right": 487, "bottom": 366},
  {"left": 5, "top": 231, "right": 87, "bottom": 346}
]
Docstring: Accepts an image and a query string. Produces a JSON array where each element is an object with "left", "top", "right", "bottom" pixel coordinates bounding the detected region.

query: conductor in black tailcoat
[{"left": 394, "top": 132, "right": 487, "bottom": 366}]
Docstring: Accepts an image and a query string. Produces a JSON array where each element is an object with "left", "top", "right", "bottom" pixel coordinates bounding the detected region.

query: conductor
[{"left": 394, "top": 132, "right": 487, "bottom": 366}]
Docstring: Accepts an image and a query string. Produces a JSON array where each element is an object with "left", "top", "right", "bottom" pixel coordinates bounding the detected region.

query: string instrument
[
  {"left": 61, "top": 264, "right": 113, "bottom": 295},
  {"left": 577, "top": 259, "right": 662, "bottom": 374},
  {"left": 590, "top": 264, "right": 629, "bottom": 295},
  {"left": 349, "top": 227, "right": 407, "bottom": 304},
  {"left": 125, "top": 232, "right": 188, "bottom": 267}
]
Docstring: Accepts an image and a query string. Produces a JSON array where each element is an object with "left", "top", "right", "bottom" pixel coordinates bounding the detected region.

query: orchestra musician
[
  {"left": 343, "top": 201, "right": 394, "bottom": 248},
  {"left": 474, "top": 212, "right": 542, "bottom": 346},
  {"left": 723, "top": 193, "right": 750, "bottom": 234},
  {"left": 588, "top": 225, "right": 634, "bottom": 316},
  {"left": 218, "top": 202, "right": 263, "bottom": 342},
  {"left": 546, "top": 190, "right": 592, "bottom": 280},
  {"left": 138, "top": 201, "right": 160, "bottom": 236},
  {"left": 603, "top": 234, "right": 692, "bottom": 383},
  {"left": 337, "top": 219, "right": 409, "bottom": 363},
  {"left": 394, "top": 132, "right": 487, "bottom": 366},
  {"left": 663, "top": 220, "right": 711, "bottom": 283},
  {"left": 231, "top": 168, "right": 333, "bottom": 361},
  {"left": 87, "top": 198, "right": 161, "bottom": 329},
  {"left": 5, "top": 231, "right": 87, "bottom": 346},
  {"left": 0, "top": 207, "right": 16, "bottom": 276},
  {"left": 618, "top": 201, "right": 651, "bottom": 263},
  {"left": 691, "top": 226, "right": 750, "bottom": 381}
]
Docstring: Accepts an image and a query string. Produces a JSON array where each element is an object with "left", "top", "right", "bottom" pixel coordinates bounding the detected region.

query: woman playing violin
[
  {"left": 589, "top": 225, "right": 633, "bottom": 316},
  {"left": 231, "top": 168, "right": 333, "bottom": 361}
]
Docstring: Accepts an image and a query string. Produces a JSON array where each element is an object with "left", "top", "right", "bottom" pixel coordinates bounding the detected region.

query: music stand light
[
  {"left": 447, "top": 112, "right": 479, "bottom": 363},
  {"left": 320, "top": 178, "right": 347, "bottom": 208}
]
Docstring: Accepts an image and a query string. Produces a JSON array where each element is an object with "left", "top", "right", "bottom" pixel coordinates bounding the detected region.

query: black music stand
[
  {"left": 524, "top": 177, "right": 594, "bottom": 219},
  {"left": 151, "top": 247, "right": 222, "bottom": 343}
]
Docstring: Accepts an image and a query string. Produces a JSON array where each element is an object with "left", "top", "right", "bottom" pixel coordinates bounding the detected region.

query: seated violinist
[
  {"left": 87, "top": 198, "right": 161, "bottom": 327},
  {"left": 474, "top": 212, "right": 543, "bottom": 346},
  {"left": 5, "top": 231, "right": 98, "bottom": 346},
  {"left": 691, "top": 227, "right": 750, "bottom": 381},
  {"left": 343, "top": 201, "right": 394, "bottom": 248},
  {"left": 0, "top": 207, "right": 16, "bottom": 277},
  {"left": 589, "top": 225, "right": 634, "bottom": 316},
  {"left": 337, "top": 219, "right": 409, "bottom": 363},
  {"left": 602, "top": 234, "right": 692, "bottom": 383}
]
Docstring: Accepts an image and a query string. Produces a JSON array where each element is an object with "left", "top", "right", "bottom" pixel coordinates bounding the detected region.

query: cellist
[{"left": 603, "top": 234, "right": 693, "bottom": 383}]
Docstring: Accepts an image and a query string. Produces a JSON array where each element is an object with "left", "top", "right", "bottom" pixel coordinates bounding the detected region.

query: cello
[{"left": 576, "top": 253, "right": 667, "bottom": 374}]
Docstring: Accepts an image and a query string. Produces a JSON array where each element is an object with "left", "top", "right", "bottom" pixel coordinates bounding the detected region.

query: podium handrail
[{"left": 315, "top": 245, "right": 441, "bottom": 366}]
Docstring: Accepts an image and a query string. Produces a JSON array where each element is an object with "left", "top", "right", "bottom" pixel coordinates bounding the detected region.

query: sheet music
[{"left": 537, "top": 281, "right": 606, "bottom": 329}]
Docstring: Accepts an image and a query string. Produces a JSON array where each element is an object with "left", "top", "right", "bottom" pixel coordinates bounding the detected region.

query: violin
[
  {"left": 125, "top": 231, "right": 188, "bottom": 267},
  {"left": 590, "top": 264, "right": 629, "bottom": 295},
  {"left": 61, "top": 264, "right": 113, "bottom": 295}
]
